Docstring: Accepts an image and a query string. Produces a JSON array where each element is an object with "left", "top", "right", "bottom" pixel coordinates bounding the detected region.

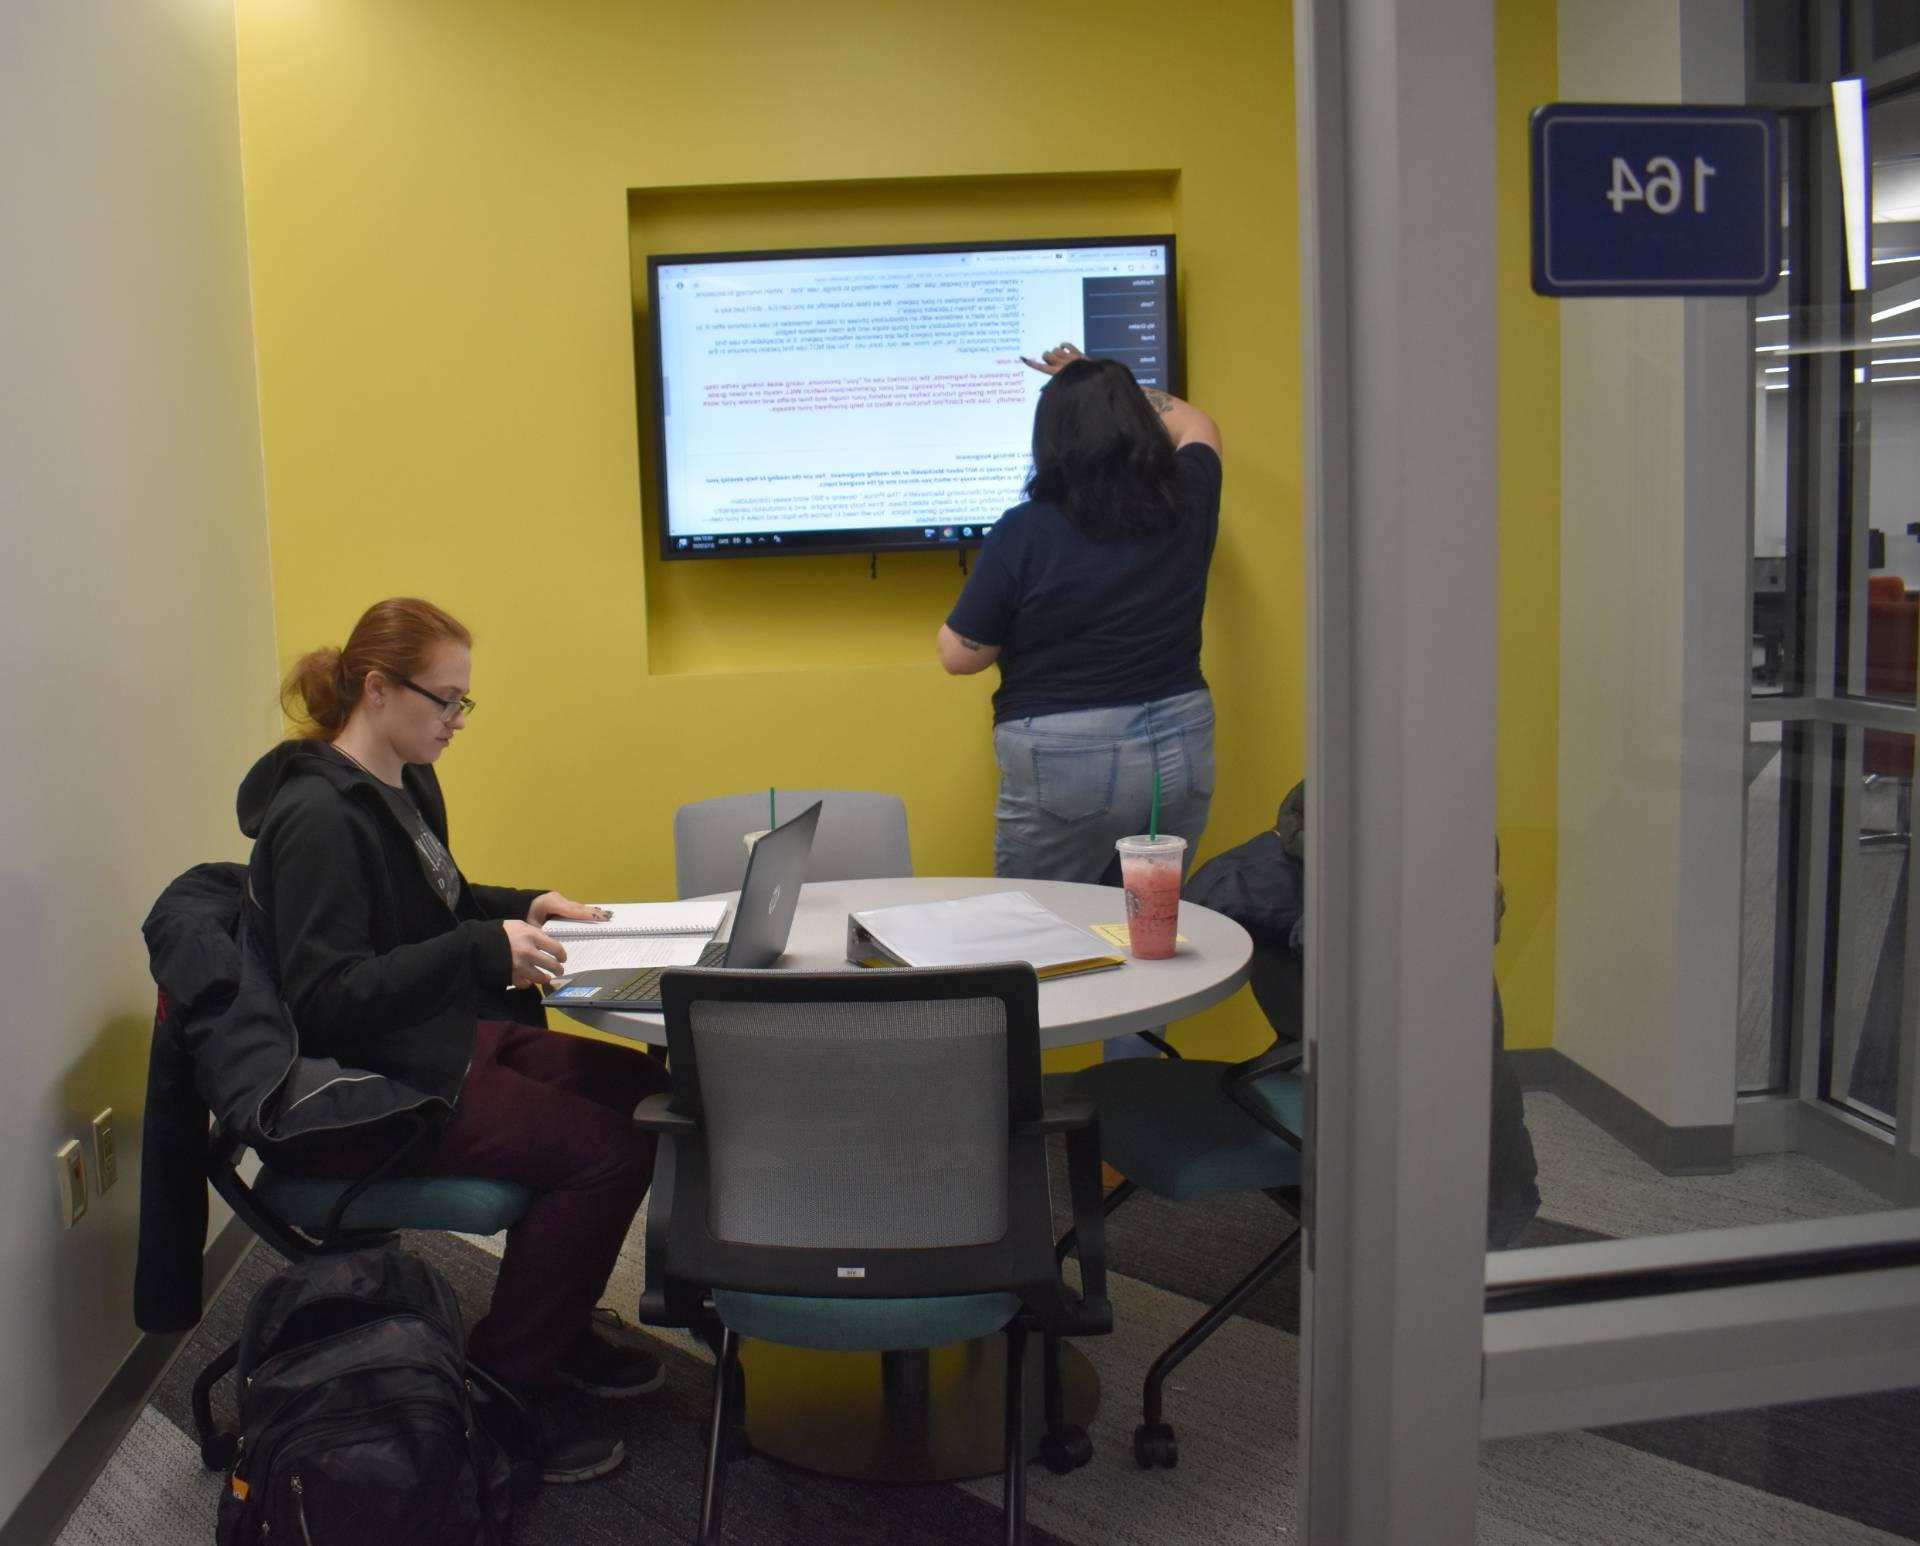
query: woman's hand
[
  {"left": 528, "top": 892, "right": 610, "bottom": 928},
  {"left": 1019, "top": 342, "right": 1089, "bottom": 376},
  {"left": 502, "top": 920, "right": 568, "bottom": 989}
]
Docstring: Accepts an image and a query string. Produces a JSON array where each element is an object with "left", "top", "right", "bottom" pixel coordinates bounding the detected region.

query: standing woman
[
  {"left": 238, "top": 597, "right": 667, "bottom": 1484},
  {"left": 939, "top": 346, "right": 1223, "bottom": 1052}
]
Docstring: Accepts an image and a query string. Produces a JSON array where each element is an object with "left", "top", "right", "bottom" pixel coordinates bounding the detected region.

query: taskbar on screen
[{"left": 665, "top": 522, "right": 994, "bottom": 559}]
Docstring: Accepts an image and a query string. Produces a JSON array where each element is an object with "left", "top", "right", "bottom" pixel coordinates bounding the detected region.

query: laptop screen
[{"left": 720, "top": 800, "right": 822, "bottom": 968}]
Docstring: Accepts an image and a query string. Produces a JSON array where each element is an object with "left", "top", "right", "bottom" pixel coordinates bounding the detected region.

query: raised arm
[
  {"left": 1138, "top": 383, "right": 1222, "bottom": 455},
  {"left": 1021, "top": 343, "right": 1221, "bottom": 454}
]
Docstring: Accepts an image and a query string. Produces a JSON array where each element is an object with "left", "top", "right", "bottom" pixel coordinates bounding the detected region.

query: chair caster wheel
[
  {"left": 1039, "top": 1425, "right": 1094, "bottom": 1474},
  {"left": 1133, "top": 1422, "right": 1178, "bottom": 1470}
]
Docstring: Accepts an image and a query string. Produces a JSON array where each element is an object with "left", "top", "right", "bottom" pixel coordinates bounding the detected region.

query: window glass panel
[
  {"left": 1874, "top": 0, "right": 1920, "bottom": 60},
  {"left": 1826, "top": 728, "right": 1913, "bottom": 1124},
  {"left": 1495, "top": 2, "right": 1910, "bottom": 1275},
  {"left": 1483, "top": 1384, "right": 1920, "bottom": 1543},
  {"left": 1741, "top": 720, "right": 1797, "bottom": 1093}
]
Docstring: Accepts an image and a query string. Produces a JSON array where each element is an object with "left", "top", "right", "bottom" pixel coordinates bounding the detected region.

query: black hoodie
[{"left": 237, "top": 739, "right": 545, "bottom": 1103}]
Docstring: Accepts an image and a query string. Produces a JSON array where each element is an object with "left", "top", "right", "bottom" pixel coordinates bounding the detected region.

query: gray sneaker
[
  {"left": 554, "top": 1322, "right": 667, "bottom": 1400},
  {"left": 526, "top": 1393, "right": 626, "bottom": 1485}
]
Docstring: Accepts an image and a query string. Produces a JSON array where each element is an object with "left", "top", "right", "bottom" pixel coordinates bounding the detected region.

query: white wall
[
  {"left": 0, "top": 0, "right": 276, "bottom": 1522},
  {"left": 1553, "top": 0, "right": 1748, "bottom": 1132}
]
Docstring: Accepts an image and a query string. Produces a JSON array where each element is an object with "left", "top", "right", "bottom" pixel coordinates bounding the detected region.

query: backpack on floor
[{"left": 205, "top": 1247, "right": 515, "bottom": 1546}]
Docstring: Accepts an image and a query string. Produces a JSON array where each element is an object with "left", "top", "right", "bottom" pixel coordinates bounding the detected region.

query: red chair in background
[{"left": 1864, "top": 574, "right": 1917, "bottom": 847}]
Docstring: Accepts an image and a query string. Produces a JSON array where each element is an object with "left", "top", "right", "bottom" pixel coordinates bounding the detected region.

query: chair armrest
[
  {"left": 1057, "top": 1110, "right": 1109, "bottom": 1321},
  {"left": 1224, "top": 1041, "right": 1305, "bottom": 1148},
  {"left": 1014, "top": 1098, "right": 1097, "bottom": 1137},
  {"left": 633, "top": 1093, "right": 699, "bottom": 1135},
  {"left": 318, "top": 1113, "right": 433, "bottom": 1243}
]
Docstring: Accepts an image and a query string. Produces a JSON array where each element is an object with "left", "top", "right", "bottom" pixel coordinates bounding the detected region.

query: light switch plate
[
  {"left": 55, "top": 1140, "right": 86, "bottom": 1227},
  {"left": 91, "top": 1108, "right": 116, "bottom": 1194}
]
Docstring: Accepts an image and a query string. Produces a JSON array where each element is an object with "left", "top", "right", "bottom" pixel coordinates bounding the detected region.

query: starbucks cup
[{"left": 1116, "top": 835, "right": 1186, "bottom": 959}]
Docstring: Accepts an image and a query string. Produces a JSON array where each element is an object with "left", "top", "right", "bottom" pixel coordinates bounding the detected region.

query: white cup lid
[{"left": 1115, "top": 834, "right": 1187, "bottom": 855}]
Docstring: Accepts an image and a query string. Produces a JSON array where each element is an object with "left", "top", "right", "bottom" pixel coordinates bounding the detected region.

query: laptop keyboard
[{"left": 601, "top": 938, "right": 728, "bottom": 1002}]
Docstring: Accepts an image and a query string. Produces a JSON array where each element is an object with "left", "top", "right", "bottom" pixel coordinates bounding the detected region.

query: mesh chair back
[
  {"left": 674, "top": 789, "right": 911, "bottom": 899},
  {"left": 653, "top": 966, "right": 1059, "bottom": 1307},
  {"left": 688, "top": 995, "right": 1009, "bottom": 1249}
]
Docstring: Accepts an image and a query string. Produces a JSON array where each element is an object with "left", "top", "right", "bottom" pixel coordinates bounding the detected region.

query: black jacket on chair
[
  {"left": 135, "top": 744, "right": 547, "bottom": 1332},
  {"left": 136, "top": 860, "right": 467, "bottom": 1330},
  {"left": 137, "top": 862, "right": 244, "bottom": 1331},
  {"left": 236, "top": 740, "right": 546, "bottom": 1104}
]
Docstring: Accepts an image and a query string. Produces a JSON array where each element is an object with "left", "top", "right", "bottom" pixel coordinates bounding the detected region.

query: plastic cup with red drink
[{"left": 1116, "top": 834, "right": 1185, "bottom": 958}]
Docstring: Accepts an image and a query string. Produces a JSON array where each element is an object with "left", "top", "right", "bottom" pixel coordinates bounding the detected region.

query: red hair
[{"left": 282, "top": 598, "right": 472, "bottom": 740}]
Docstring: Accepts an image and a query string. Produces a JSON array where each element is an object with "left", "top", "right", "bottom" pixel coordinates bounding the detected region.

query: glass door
[{"left": 1293, "top": 2, "right": 1920, "bottom": 1540}]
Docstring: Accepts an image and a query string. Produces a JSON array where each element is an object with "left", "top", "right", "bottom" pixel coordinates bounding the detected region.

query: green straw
[
  {"left": 1149, "top": 772, "right": 1161, "bottom": 841},
  {"left": 769, "top": 786, "right": 776, "bottom": 829}
]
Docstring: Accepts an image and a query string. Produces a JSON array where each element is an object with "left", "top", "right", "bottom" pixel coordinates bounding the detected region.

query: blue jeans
[{"left": 991, "top": 688, "right": 1214, "bottom": 1060}]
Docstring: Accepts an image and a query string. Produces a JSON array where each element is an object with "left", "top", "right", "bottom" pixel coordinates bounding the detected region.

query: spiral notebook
[{"left": 545, "top": 900, "right": 727, "bottom": 974}]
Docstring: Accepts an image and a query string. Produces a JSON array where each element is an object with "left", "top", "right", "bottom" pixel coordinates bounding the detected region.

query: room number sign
[{"left": 1531, "top": 104, "right": 1780, "bottom": 297}]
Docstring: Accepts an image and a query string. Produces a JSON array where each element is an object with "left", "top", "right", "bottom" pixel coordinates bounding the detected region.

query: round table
[
  {"left": 575, "top": 875, "right": 1254, "bottom": 1049},
  {"left": 563, "top": 876, "right": 1254, "bottom": 1483}
]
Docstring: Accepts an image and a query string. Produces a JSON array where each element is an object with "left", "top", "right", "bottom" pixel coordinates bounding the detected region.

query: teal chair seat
[
  {"left": 253, "top": 1169, "right": 531, "bottom": 1236},
  {"left": 713, "top": 1290, "right": 1022, "bottom": 1352},
  {"left": 1071, "top": 1058, "right": 1303, "bottom": 1203}
]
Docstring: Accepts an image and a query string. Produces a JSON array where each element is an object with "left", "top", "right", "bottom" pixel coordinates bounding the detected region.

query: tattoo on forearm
[{"left": 1141, "top": 387, "right": 1176, "bottom": 415}]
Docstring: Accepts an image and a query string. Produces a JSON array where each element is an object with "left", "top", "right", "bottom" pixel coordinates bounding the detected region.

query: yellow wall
[
  {"left": 1494, "top": 0, "right": 1562, "bottom": 1048},
  {"left": 234, "top": 0, "right": 1300, "bottom": 1066},
  {"left": 233, "top": 0, "right": 1560, "bottom": 1060}
]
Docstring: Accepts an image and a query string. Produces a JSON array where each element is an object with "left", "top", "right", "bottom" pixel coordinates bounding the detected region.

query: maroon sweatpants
[{"left": 422, "top": 1020, "right": 669, "bottom": 1387}]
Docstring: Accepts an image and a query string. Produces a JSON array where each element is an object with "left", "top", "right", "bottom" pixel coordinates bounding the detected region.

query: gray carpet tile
[
  {"left": 1594, "top": 1389, "right": 1920, "bottom": 1543},
  {"left": 1059, "top": 1167, "right": 1595, "bottom": 1340},
  {"left": 1524, "top": 1091, "right": 1890, "bottom": 1238},
  {"left": 53, "top": 1406, "right": 225, "bottom": 1546},
  {"left": 961, "top": 1268, "right": 1300, "bottom": 1546},
  {"left": 992, "top": 1269, "right": 1920, "bottom": 1546},
  {"left": 1480, "top": 1428, "right": 1915, "bottom": 1546},
  {"left": 148, "top": 1234, "right": 1074, "bottom": 1546},
  {"left": 62, "top": 1088, "right": 1917, "bottom": 1546}
]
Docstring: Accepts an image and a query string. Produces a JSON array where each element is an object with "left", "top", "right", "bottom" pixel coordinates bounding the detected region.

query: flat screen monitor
[{"left": 645, "top": 235, "right": 1179, "bottom": 560}]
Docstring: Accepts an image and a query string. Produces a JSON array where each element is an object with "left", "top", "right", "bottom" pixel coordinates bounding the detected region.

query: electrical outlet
[
  {"left": 55, "top": 1140, "right": 87, "bottom": 1228},
  {"left": 91, "top": 1108, "right": 116, "bottom": 1193}
]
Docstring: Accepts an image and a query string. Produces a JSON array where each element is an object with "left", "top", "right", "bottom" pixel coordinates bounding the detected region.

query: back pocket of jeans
[
  {"left": 1181, "top": 722, "right": 1217, "bottom": 800},
  {"left": 1031, "top": 744, "right": 1119, "bottom": 824}
]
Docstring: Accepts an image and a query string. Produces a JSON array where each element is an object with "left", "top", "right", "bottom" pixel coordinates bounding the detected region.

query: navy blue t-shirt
[{"left": 946, "top": 443, "right": 1222, "bottom": 723}]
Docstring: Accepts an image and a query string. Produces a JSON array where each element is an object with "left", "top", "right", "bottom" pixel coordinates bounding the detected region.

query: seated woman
[{"left": 237, "top": 596, "right": 667, "bottom": 1485}]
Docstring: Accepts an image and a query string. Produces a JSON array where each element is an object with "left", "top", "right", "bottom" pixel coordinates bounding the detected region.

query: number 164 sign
[{"left": 1530, "top": 103, "right": 1780, "bottom": 297}]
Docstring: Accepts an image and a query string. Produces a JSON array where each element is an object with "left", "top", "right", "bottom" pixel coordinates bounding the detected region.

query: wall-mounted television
[{"left": 645, "top": 234, "right": 1179, "bottom": 560}]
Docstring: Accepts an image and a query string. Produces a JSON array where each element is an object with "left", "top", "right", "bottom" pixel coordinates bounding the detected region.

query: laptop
[{"left": 543, "top": 800, "right": 822, "bottom": 1011}]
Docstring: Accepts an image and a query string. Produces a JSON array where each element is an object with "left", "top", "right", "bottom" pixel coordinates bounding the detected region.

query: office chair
[
  {"left": 1058, "top": 952, "right": 1304, "bottom": 1471},
  {"left": 673, "top": 788, "right": 911, "bottom": 898},
  {"left": 637, "top": 965, "right": 1111, "bottom": 1546},
  {"left": 190, "top": 1109, "right": 532, "bottom": 1467},
  {"left": 141, "top": 866, "right": 535, "bottom": 1469},
  {"left": 1864, "top": 575, "right": 1916, "bottom": 848}
]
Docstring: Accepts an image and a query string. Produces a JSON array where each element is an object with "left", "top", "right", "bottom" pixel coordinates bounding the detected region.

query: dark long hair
[
  {"left": 282, "top": 597, "right": 472, "bottom": 739},
  {"left": 1024, "top": 357, "right": 1182, "bottom": 538}
]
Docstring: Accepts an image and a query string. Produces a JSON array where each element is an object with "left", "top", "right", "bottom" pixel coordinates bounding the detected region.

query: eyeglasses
[{"left": 398, "top": 677, "right": 477, "bottom": 723}]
